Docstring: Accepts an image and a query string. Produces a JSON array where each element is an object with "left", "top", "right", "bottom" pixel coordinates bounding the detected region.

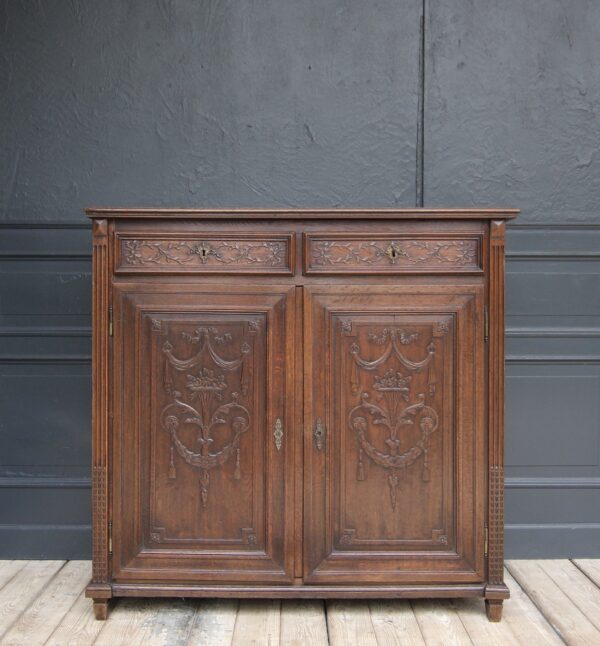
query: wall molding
[
  {"left": 0, "top": 476, "right": 91, "bottom": 489},
  {"left": 6, "top": 476, "right": 597, "bottom": 490},
  {"left": 0, "top": 252, "right": 91, "bottom": 260},
  {"left": 506, "top": 251, "right": 600, "bottom": 261},
  {"left": 0, "top": 326, "right": 91, "bottom": 337},
  {"left": 6, "top": 325, "right": 599, "bottom": 340},
  {"left": 509, "top": 223, "right": 600, "bottom": 230},
  {"left": 506, "top": 327, "right": 600, "bottom": 338},
  {"left": 506, "top": 355, "right": 600, "bottom": 364},
  {"left": 506, "top": 477, "right": 600, "bottom": 489},
  {"left": 507, "top": 522, "right": 600, "bottom": 530},
  {"left": 0, "top": 222, "right": 91, "bottom": 229},
  {"left": 0, "top": 355, "right": 91, "bottom": 364}
]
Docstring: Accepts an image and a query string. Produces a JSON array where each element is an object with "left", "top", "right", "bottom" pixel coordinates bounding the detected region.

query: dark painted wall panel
[
  {"left": 0, "top": 487, "right": 91, "bottom": 525},
  {"left": 0, "top": 0, "right": 421, "bottom": 558},
  {"left": 425, "top": 0, "right": 600, "bottom": 555},
  {"left": 0, "top": 364, "right": 91, "bottom": 471},
  {"left": 0, "top": 265, "right": 91, "bottom": 317},
  {"left": 507, "top": 488, "right": 600, "bottom": 525},
  {"left": 0, "top": 0, "right": 419, "bottom": 220},
  {"left": 424, "top": 0, "right": 600, "bottom": 224},
  {"left": 506, "top": 371, "right": 600, "bottom": 468},
  {"left": 1, "top": 0, "right": 599, "bottom": 558}
]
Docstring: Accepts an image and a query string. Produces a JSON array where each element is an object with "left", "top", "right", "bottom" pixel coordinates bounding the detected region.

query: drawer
[
  {"left": 303, "top": 232, "right": 482, "bottom": 274},
  {"left": 115, "top": 232, "right": 295, "bottom": 274}
]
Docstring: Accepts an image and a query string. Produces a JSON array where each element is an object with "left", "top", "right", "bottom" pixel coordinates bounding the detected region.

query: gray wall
[{"left": 1, "top": 0, "right": 598, "bottom": 558}]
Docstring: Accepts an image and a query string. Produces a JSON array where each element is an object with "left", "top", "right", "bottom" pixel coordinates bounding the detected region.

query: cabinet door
[
  {"left": 112, "top": 284, "right": 295, "bottom": 583},
  {"left": 304, "top": 284, "right": 485, "bottom": 584}
]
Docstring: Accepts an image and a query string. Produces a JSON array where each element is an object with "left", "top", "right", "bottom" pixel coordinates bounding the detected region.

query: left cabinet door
[{"left": 112, "top": 283, "right": 295, "bottom": 584}]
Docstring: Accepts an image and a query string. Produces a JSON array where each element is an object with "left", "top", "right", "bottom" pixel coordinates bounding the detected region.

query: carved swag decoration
[
  {"left": 345, "top": 322, "right": 447, "bottom": 510},
  {"left": 155, "top": 320, "right": 259, "bottom": 508}
]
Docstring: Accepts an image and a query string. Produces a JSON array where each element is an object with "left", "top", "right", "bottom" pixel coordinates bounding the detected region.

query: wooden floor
[{"left": 0, "top": 560, "right": 600, "bottom": 645}]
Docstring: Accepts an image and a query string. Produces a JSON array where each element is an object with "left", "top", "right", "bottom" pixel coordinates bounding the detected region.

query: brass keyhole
[
  {"left": 385, "top": 243, "right": 399, "bottom": 264},
  {"left": 195, "top": 242, "right": 213, "bottom": 263}
]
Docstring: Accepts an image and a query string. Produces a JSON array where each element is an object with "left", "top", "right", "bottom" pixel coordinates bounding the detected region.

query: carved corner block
[
  {"left": 92, "top": 218, "right": 108, "bottom": 240},
  {"left": 490, "top": 220, "right": 506, "bottom": 245}
]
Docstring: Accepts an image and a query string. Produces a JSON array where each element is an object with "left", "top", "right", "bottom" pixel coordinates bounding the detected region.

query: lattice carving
[{"left": 91, "top": 465, "right": 108, "bottom": 583}]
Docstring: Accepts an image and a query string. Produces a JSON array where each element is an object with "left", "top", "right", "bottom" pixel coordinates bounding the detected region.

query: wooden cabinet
[{"left": 86, "top": 209, "right": 518, "bottom": 622}]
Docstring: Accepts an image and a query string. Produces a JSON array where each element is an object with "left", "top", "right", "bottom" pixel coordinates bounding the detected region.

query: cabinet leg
[
  {"left": 485, "top": 599, "right": 503, "bottom": 622},
  {"left": 93, "top": 599, "right": 109, "bottom": 620}
]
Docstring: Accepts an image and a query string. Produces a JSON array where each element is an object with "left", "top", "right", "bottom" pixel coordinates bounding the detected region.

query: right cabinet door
[{"left": 304, "top": 284, "right": 486, "bottom": 585}]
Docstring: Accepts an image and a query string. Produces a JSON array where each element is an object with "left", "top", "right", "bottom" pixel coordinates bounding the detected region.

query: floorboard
[
  {"left": 325, "top": 600, "right": 378, "bottom": 646},
  {"left": 537, "top": 560, "right": 600, "bottom": 632},
  {"left": 502, "top": 569, "right": 563, "bottom": 645},
  {"left": 1, "top": 560, "right": 89, "bottom": 646},
  {"left": 231, "top": 599, "right": 281, "bottom": 646},
  {"left": 0, "top": 560, "right": 64, "bottom": 641},
  {"left": 93, "top": 598, "right": 196, "bottom": 646},
  {"left": 45, "top": 590, "right": 106, "bottom": 646},
  {"left": 0, "top": 561, "right": 28, "bottom": 591},
  {"left": 507, "top": 559, "right": 600, "bottom": 646},
  {"left": 368, "top": 600, "right": 426, "bottom": 645},
  {"left": 185, "top": 599, "right": 238, "bottom": 646},
  {"left": 280, "top": 600, "right": 328, "bottom": 646},
  {"left": 0, "top": 559, "right": 596, "bottom": 645},
  {"left": 410, "top": 600, "right": 472, "bottom": 646},
  {"left": 573, "top": 558, "right": 600, "bottom": 589}
]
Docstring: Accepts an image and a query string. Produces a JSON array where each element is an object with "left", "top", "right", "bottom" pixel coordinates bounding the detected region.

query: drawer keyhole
[
  {"left": 195, "top": 242, "right": 213, "bottom": 263},
  {"left": 385, "top": 242, "right": 400, "bottom": 264}
]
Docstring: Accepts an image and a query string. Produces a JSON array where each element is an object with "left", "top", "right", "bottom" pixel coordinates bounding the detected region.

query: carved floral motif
[
  {"left": 122, "top": 238, "right": 288, "bottom": 267},
  {"left": 158, "top": 324, "right": 254, "bottom": 508},
  {"left": 311, "top": 239, "right": 478, "bottom": 268},
  {"left": 347, "top": 325, "right": 440, "bottom": 509}
]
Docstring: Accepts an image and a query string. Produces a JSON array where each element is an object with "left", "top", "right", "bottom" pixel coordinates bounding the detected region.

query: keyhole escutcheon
[
  {"left": 195, "top": 242, "right": 213, "bottom": 263},
  {"left": 385, "top": 242, "right": 400, "bottom": 264}
]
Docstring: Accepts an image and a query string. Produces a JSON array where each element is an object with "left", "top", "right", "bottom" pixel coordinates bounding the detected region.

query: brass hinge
[
  {"left": 484, "top": 525, "right": 489, "bottom": 557},
  {"left": 108, "top": 306, "right": 113, "bottom": 337},
  {"left": 484, "top": 307, "right": 489, "bottom": 342},
  {"left": 108, "top": 521, "right": 113, "bottom": 556}
]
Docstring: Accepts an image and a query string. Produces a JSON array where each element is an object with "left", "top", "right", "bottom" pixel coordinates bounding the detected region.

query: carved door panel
[
  {"left": 112, "top": 284, "right": 295, "bottom": 583},
  {"left": 304, "top": 285, "right": 485, "bottom": 584}
]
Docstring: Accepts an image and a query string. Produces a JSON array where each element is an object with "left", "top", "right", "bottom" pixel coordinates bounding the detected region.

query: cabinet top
[{"left": 86, "top": 207, "right": 519, "bottom": 221}]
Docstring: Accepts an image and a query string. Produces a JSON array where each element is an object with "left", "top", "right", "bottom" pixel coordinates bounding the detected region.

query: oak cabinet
[{"left": 86, "top": 209, "right": 517, "bottom": 622}]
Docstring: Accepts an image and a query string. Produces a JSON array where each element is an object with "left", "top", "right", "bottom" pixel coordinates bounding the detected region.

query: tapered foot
[
  {"left": 93, "top": 599, "right": 109, "bottom": 620},
  {"left": 485, "top": 599, "right": 503, "bottom": 622}
]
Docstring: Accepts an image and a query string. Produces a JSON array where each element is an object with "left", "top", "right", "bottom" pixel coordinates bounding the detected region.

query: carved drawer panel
[
  {"left": 304, "top": 233, "right": 482, "bottom": 274},
  {"left": 116, "top": 233, "right": 294, "bottom": 274}
]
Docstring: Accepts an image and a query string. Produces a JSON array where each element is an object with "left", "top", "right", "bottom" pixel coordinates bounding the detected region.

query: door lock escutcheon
[{"left": 314, "top": 418, "right": 325, "bottom": 451}]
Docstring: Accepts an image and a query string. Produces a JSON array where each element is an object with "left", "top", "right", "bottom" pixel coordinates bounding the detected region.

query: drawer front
[
  {"left": 116, "top": 233, "right": 295, "bottom": 274},
  {"left": 304, "top": 233, "right": 482, "bottom": 274}
]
